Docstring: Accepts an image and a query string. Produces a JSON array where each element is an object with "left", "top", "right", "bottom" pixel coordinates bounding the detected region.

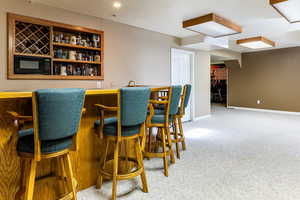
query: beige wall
[
  {"left": 0, "top": 0, "right": 211, "bottom": 117},
  {"left": 228, "top": 47, "right": 300, "bottom": 112},
  {"left": 0, "top": 0, "right": 180, "bottom": 90},
  {"left": 194, "top": 51, "right": 211, "bottom": 117}
]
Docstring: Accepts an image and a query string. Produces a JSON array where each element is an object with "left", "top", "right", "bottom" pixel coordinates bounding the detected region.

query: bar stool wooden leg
[
  {"left": 135, "top": 138, "right": 148, "bottom": 193},
  {"left": 140, "top": 124, "right": 147, "bottom": 152},
  {"left": 173, "top": 119, "right": 181, "bottom": 159},
  {"left": 56, "top": 157, "right": 67, "bottom": 196},
  {"left": 125, "top": 140, "right": 130, "bottom": 172},
  {"left": 154, "top": 128, "right": 161, "bottom": 153},
  {"left": 161, "top": 128, "right": 168, "bottom": 177},
  {"left": 64, "top": 153, "right": 77, "bottom": 200},
  {"left": 178, "top": 117, "right": 186, "bottom": 151},
  {"left": 165, "top": 127, "right": 175, "bottom": 164},
  {"left": 147, "top": 127, "right": 153, "bottom": 155},
  {"left": 24, "top": 159, "right": 36, "bottom": 200},
  {"left": 96, "top": 138, "right": 109, "bottom": 189},
  {"left": 112, "top": 141, "right": 119, "bottom": 200}
]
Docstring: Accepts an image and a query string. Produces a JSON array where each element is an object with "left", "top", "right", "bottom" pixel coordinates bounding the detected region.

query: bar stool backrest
[
  {"left": 183, "top": 84, "right": 192, "bottom": 109},
  {"left": 178, "top": 84, "right": 192, "bottom": 116},
  {"left": 34, "top": 88, "right": 85, "bottom": 141},
  {"left": 169, "top": 85, "right": 182, "bottom": 116},
  {"left": 120, "top": 87, "right": 151, "bottom": 127}
]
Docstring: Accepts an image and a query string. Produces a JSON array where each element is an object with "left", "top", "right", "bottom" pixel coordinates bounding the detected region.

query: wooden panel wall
[{"left": 0, "top": 94, "right": 117, "bottom": 200}]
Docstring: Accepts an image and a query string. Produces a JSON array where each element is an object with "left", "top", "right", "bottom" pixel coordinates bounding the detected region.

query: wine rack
[{"left": 15, "top": 21, "right": 50, "bottom": 56}]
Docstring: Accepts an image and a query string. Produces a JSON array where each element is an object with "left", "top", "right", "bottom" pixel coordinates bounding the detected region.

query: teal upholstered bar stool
[
  {"left": 153, "top": 85, "right": 192, "bottom": 159},
  {"left": 144, "top": 85, "right": 182, "bottom": 177},
  {"left": 94, "top": 87, "right": 151, "bottom": 200},
  {"left": 172, "top": 84, "right": 192, "bottom": 159},
  {"left": 7, "top": 88, "right": 85, "bottom": 200}
]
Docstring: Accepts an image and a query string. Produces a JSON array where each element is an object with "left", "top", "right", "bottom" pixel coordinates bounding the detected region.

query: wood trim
[
  {"left": 182, "top": 13, "right": 214, "bottom": 28},
  {"left": 7, "top": 13, "right": 103, "bottom": 35},
  {"left": 269, "top": 0, "right": 300, "bottom": 24},
  {"left": 0, "top": 87, "right": 169, "bottom": 99},
  {"left": 14, "top": 53, "right": 52, "bottom": 58},
  {"left": 182, "top": 13, "right": 242, "bottom": 37},
  {"left": 213, "top": 14, "right": 242, "bottom": 33},
  {"left": 7, "top": 13, "right": 14, "bottom": 80},
  {"left": 236, "top": 36, "right": 275, "bottom": 47},
  {"left": 270, "top": 0, "right": 288, "bottom": 4},
  {"left": 101, "top": 32, "right": 104, "bottom": 77}
]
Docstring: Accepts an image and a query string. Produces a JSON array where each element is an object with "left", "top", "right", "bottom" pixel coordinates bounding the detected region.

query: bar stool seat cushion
[
  {"left": 94, "top": 117, "right": 140, "bottom": 137},
  {"left": 19, "top": 128, "right": 35, "bottom": 137},
  {"left": 17, "top": 128, "right": 73, "bottom": 154},
  {"left": 103, "top": 124, "right": 140, "bottom": 137},
  {"left": 151, "top": 114, "right": 173, "bottom": 124},
  {"left": 94, "top": 117, "right": 118, "bottom": 129},
  {"left": 153, "top": 108, "right": 183, "bottom": 115},
  {"left": 147, "top": 109, "right": 165, "bottom": 115}
]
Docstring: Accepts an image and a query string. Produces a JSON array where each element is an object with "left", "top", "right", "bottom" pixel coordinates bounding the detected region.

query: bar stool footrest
[
  {"left": 143, "top": 151, "right": 170, "bottom": 158},
  {"left": 99, "top": 156, "right": 143, "bottom": 181},
  {"left": 58, "top": 192, "right": 74, "bottom": 200}
]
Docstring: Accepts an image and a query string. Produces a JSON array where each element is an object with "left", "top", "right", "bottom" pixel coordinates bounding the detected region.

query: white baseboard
[
  {"left": 193, "top": 114, "right": 211, "bottom": 121},
  {"left": 227, "top": 106, "right": 300, "bottom": 116}
]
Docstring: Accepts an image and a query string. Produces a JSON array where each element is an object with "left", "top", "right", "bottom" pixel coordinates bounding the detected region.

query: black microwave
[{"left": 14, "top": 56, "right": 51, "bottom": 75}]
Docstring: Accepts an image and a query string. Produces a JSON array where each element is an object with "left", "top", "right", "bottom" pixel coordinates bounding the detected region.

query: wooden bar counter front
[{"left": 0, "top": 87, "right": 164, "bottom": 200}]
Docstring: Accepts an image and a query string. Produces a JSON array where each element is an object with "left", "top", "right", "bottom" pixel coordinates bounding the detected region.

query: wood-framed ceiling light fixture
[
  {"left": 182, "top": 13, "right": 242, "bottom": 38},
  {"left": 270, "top": 0, "right": 300, "bottom": 23},
  {"left": 237, "top": 36, "right": 275, "bottom": 49}
]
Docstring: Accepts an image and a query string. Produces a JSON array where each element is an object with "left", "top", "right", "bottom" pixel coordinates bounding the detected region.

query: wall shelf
[
  {"left": 53, "top": 42, "right": 101, "bottom": 51},
  {"left": 53, "top": 58, "right": 101, "bottom": 64},
  {"left": 8, "top": 13, "right": 104, "bottom": 80},
  {"left": 14, "top": 52, "right": 52, "bottom": 58}
]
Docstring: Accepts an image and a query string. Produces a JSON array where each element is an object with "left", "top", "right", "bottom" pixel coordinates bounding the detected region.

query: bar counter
[{"left": 0, "top": 86, "right": 166, "bottom": 200}]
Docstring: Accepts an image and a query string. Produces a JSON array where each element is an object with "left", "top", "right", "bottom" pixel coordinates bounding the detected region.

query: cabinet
[{"left": 8, "top": 13, "right": 104, "bottom": 80}]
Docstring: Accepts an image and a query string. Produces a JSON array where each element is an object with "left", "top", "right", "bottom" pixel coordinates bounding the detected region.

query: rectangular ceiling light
[
  {"left": 237, "top": 37, "right": 275, "bottom": 49},
  {"left": 270, "top": 0, "right": 300, "bottom": 23},
  {"left": 182, "top": 13, "right": 242, "bottom": 38}
]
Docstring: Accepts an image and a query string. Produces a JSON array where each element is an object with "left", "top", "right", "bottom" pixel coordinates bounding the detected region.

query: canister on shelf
[
  {"left": 94, "top": 55, "right": 101, "bottom": 62},
  {"left": 82, "top": 39, "right": 88, "bottom": 47},
  {"left": 60, "top": 66, "right": 67, "bottom": 76},
  {"left": 69, "top": 51, "right": 76, "bottom": 60},
  {"left": 77, "top": 52, "right": 83, "bottom": 61},
  {"left": 70, "top": 36, "right": 77, "bottom": 45}
]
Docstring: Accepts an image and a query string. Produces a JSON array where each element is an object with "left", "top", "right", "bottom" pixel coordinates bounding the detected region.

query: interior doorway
[
  {"left": 211, "top": 63, "right": 228, "bottom": 105},
  {"left": 171, "top": 48, "right": 194, "bottom": 122}
]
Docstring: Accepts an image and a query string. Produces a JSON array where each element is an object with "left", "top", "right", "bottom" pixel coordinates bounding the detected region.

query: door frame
[{"left": 170, "top": 48, "right": 195, "bottom": 121}]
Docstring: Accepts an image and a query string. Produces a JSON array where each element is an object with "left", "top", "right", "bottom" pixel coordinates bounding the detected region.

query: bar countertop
[{"left": 0, "top": 85, "right": 168, "bottom": 99}]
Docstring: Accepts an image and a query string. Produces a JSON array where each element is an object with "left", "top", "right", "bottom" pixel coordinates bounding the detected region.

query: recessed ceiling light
[
  {"left": 270, "top": 0, "right": 300, "bottom": 23},
  {"left": 237, "top": 37, "right": 275, "bottom": 49},
  {"left": 182, "top": 13, "right": 242, "bottom": 38},
  {"left": 113, "top": 2, "right": 122, "bottom": 9}
]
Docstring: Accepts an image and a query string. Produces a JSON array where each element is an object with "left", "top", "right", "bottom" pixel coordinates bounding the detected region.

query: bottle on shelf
[
  {"left": 70, "top": 35, "right": 77, "bottom": 45},
  {"left": 77, "top": 33, "right": 82, "bottom": 46},
  {"left": 66, "top": 64, "right": 73, "bottom": 75}
]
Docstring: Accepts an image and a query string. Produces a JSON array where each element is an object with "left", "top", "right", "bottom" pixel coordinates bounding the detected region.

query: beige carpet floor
[{"left": 78, "top": 105, "right": 300, "bottom": 200}]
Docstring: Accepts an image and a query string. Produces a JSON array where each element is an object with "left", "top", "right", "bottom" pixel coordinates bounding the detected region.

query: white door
[{"left": 171, "top": 48, "right": 193, "bottom": 122}]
